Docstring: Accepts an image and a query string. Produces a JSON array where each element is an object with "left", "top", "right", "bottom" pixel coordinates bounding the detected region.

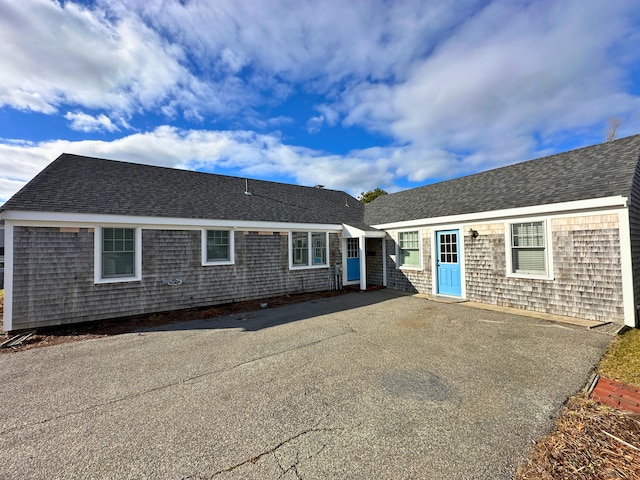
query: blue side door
[
  {"left": 436, "top": 230, "right": 461, "bottom": 296},
  {"left": 346, "top": 238, "right": 360, "bottom": 282}
]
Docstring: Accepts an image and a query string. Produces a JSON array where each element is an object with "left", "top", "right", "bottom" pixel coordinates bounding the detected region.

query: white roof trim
[
  {"left": 342, "top": 224, "right": 386, "bottom": 238},
  {"left": 370, "top": 195, "right": 628, "bottom": 230},
  {"left": 0, "top": 211, "right": 343, "bottom": 232}
]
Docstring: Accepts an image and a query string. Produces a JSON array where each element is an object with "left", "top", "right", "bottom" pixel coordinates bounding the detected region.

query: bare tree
[{"left": 606, "top": 117, "right": 622, "bottom": 142}]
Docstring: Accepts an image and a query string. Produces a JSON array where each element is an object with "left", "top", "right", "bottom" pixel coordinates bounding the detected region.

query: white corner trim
[
  {"left": 201, "top": 229, "right": 236, "bottom": 266},
  {"left": 3, "top": 222, "right": 13, "bottom": 331},
  {"left": 618, "top": 209, "right": 637, "bottom": 327},
  {"left": 94, "top": 227, "right": 142, "bottom": 284},
  {"left": 371, "top": 195, "right": 629, "bottom": 230}
]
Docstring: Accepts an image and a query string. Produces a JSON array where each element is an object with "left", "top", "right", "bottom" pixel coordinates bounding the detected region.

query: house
[{"left": 2, "top": 134, "right": 640, "bottom": 331}]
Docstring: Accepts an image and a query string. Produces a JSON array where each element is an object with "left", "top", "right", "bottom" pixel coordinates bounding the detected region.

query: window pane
[
  {"left": 102, "top": 228, "right": 135, "bottom": 278},
  {"left": 511, "top": 222, "right": 546, "bottom": 274},
  {"left": 312, "top": 233, "right": 326, "bottom": 265},
  {"left": 512, "top": 222, "right": 544, "bottom": 247},
  {"left": 399, "top": 231, "right": 420, "bottom": 267},
  {"left": 207, "top": 230, "right": 230, "bottom": 261},
  {"left": 292, "top": 232, "right": 308, "bottom": 265},
  {"left": 403, "top": 249, "right": 420, "bottom": 266},
  {"left": 513, "top": 248, "right": 545, "bottom": 273},
  {"left": 103, "top": 252, "right": 134, "bottom": 277}
]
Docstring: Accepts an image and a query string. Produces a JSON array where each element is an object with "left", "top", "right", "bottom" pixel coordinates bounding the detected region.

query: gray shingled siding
[
  {"left": 365, "top": 238, "right": 384, "bottom": 286},
  {"left": 385, "top": 231, "right": 432, "bottom": 293},
  {"left": 628, "top": 161, "right": 640, "bottom": 323},
  {"left": 464, "top": 218, "right": 624, "bottom": 323},
  {"left": 11, "top": 227, "right": 341, "bottom": 330}
]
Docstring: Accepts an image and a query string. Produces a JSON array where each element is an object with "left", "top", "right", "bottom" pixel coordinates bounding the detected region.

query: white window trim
[
  {"left": 396, "top": 229, "right": 422, "bottom": 270},
  {"left": 94, "top": 226, "right": 142, "bottom": 284},
  {"left": 505, "top": 218, "right": 554, "bottom": 280},
  {"left": 201, "top": 229, "right": 235, "bottom": 266},
  {"left": 288, "top": 231, "right": 329, "bottom": 270}
]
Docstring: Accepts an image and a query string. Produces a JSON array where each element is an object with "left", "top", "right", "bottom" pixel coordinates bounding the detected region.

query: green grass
[{"left": 598, "top": 327, "right": 640, "bottom": 388}]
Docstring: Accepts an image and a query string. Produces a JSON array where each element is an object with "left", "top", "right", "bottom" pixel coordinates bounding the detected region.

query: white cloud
[
  {"left": 0, "top": 0, "right": 249, "bottom": 119},
  {"left": 1, "top": 0, "right": 640, "bottom": 199},
  {"left": 341, "top": 0, "right": 640, "bottom": 161},
  {"left": 122, "top": 0, "right": 474, "bottom": 84},
  {"left": 307, "top": 116, "right": 324, "bottom": 134},
  {"left": 64, "top": 112, "right": 120, "bottom": 133},
  {"left": 0, "top": 126, "right": 434, "bottom": 203}
]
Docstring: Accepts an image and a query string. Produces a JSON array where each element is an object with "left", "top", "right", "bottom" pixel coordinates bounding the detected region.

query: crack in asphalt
[
  {"left": 209, "top": 426, "right": 342, "bottom": 479},
  {"left": 0, "top": 329, "right": 354, "bottom": 436}
]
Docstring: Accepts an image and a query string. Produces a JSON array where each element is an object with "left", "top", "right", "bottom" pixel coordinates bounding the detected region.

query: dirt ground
[{"left": 0, "top": 290, "right": 346, "bottom": 353}]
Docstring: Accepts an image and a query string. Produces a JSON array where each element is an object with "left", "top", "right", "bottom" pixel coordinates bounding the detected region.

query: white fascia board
[
  {"left": 342, "top": 224, "right": 387, "bottom": 238},
  {"left": 0, "top": 211, "right": 343, "bottom": 232},
  {"left": 371, "top": 196, "right": 629, "bottom": 230}
]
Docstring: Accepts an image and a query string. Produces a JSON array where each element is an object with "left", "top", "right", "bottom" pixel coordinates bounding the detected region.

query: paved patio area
[{"left": 0, "top": 290, "right": 612, "bottom": 479}]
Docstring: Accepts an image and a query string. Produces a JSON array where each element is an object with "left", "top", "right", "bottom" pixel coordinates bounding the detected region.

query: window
[
  {"left": 398, "top": 230, "right": 420, "bottom": 268},
  {"left": 103, "top": 228, "right": 135, "bottom": 277},
  {"left": 290, "top": 232, "right": 328, "bottom": 268},
  {"left": 202, "top": 230, "right": 234, "bottom": 265},
  {"left": 438, "top": 232, "right": 458, "bottom": 264},
  {"left": 509, "top": 221, "right": 549, "bottom": 276},
  {"left": 292, "top": 232, "right": 308, "bottom": 265},
  {"left": 96, "top": 227, "right": 141, "bottom": 283},
  {"left": 312, "top": 232, "right": 326, "bottom": 265}
]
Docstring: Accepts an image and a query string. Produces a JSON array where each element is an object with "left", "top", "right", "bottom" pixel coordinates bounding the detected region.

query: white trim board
[
  {"left": 3, "top": 222, "right": 14, "bottom": 331},
  {"left": 371, "top": 196, "right": 628, "bottom": 230},
  {"left": 0, "top": 211, "right": 343, "bottom": 233}
]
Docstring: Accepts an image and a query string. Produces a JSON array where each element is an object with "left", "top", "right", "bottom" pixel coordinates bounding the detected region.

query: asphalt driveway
[{"left": 0, "top": 290, "right": 612, "bottom": 479}]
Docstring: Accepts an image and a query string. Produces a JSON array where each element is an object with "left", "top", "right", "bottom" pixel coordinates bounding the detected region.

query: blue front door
[
  {"left": 346, "top": 238, "right": 360, "bottom": 282},
  {"left": 436, "top": 230, "right": 461, "bottom": 296}
]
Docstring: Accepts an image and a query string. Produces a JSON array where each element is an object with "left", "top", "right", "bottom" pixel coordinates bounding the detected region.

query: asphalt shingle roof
[
  {"left": 2, "top": 154, "right": 367, "bottom": 228},
  {"left": 4, "top": 135, "right": 640, "bottom": 229},
  {"left": 365, "top": 134, "right": 640, "bottom": 225}
]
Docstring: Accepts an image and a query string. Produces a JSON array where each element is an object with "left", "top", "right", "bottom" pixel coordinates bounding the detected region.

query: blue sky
[{"left": 1, "top": 0, "right": 640, "bottom": 204}]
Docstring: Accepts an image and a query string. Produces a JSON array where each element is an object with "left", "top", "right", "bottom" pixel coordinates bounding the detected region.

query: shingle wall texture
[
  {"left": 365, "top": 238, "right": 384, "bottom": 286},
  {"left": 385, "top": 230, "right": 432, "bottom": 294},
  {"left": 11, "top": 227, "right": 341, "bottom": 330},
  {"left": 464, "top": 215, "right": 623, "bottom": 322},
  {"left": 380, "top": 217, "right": 624, "bottom": 322}
]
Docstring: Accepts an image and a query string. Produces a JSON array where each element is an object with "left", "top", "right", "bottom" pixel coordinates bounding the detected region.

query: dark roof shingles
[
  {"left": 365, "top": 135, "right": 640, "bottom": 225},
  {"left": 2, "top": 154, "right": 366, "bottom": 227},
  {"left": 5, "top": 135, "right": 640, "bottom": 228}
]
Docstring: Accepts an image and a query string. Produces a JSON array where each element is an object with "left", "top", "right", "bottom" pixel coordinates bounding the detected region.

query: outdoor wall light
[{"left": 469, "top": 228, "right": 479, "bottom": 238}]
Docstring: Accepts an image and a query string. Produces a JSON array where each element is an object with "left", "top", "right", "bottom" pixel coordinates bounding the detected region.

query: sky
[{"left": 1, "top": 0, "right": 640, "bottom": 204}]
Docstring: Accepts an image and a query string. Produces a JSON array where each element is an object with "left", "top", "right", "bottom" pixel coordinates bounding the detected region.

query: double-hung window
[
  {"left": 290, "top": 232, "right": 328, "bottom": 268},
  {"left": 96, "top": 227, "right": 141, "bottom": 283},
  {"left": 508, "top": 221, "right": 551, "bottom": 278},
  {"left": 202, "top": 230, "right": 234, "bottom": 265},
  {"left": 398, "top": 230, "right": 420, "bottom": 268},
  {"left": 312, "top": 232, "right": 327, "bottom": 265}
]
